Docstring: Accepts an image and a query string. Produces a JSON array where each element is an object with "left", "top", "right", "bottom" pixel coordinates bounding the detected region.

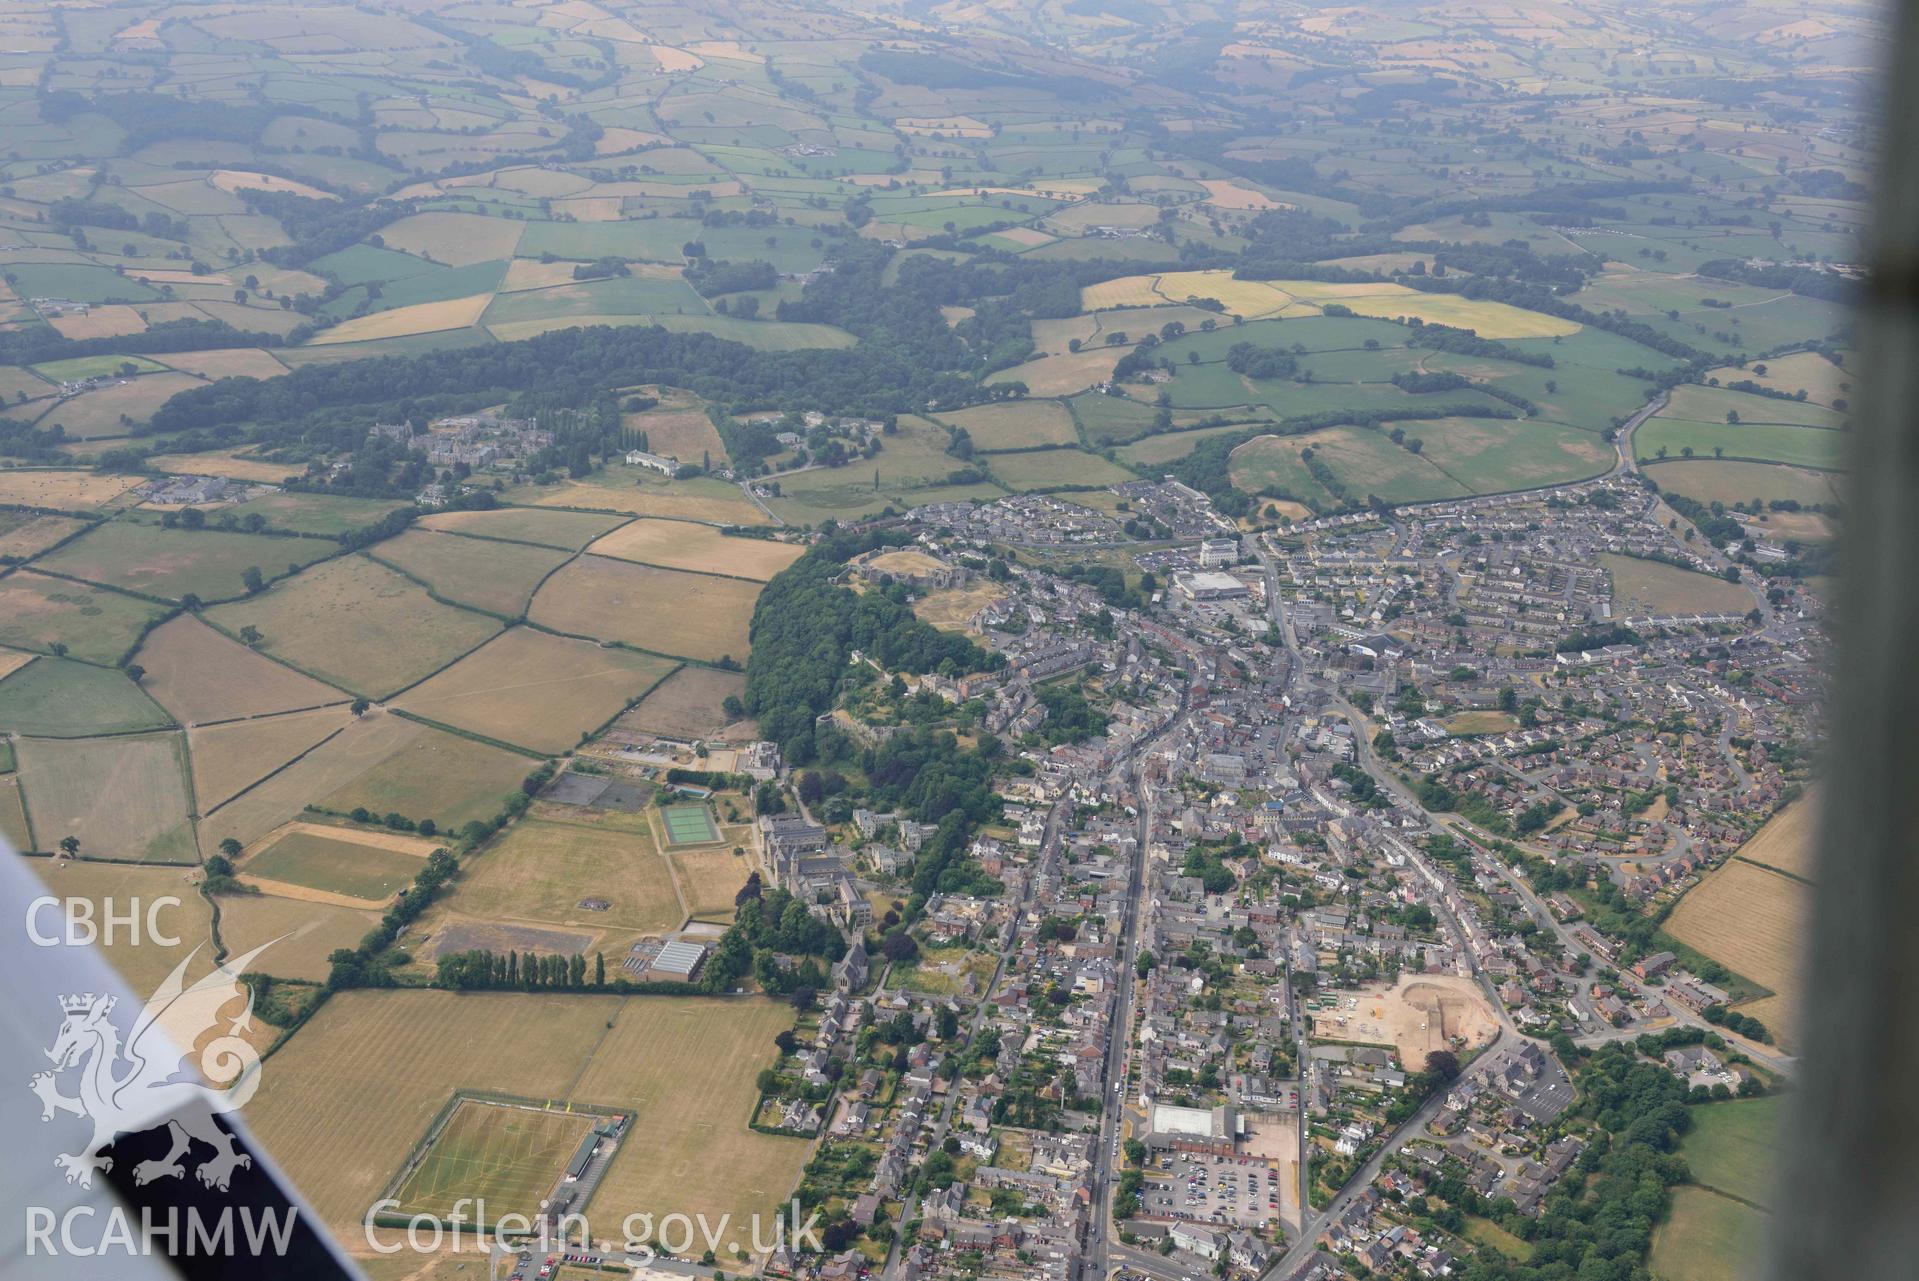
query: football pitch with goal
[
  {"left": 662, "top": 802, "right": 720, "bottom": 845},
  {"left": 391, "top": 1099, "right": 594, "bottom": 1221}
]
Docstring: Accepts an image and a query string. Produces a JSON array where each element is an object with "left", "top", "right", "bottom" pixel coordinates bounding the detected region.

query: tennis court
[{"left": 662, "top": 802, "right": 721, "bottom": 845}]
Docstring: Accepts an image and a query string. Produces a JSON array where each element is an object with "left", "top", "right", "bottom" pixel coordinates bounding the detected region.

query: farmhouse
[{"left": 625, "top": 449, "right": 682, "bottom": 477}]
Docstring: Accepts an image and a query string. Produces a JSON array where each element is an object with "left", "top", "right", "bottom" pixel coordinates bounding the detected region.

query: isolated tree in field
[
  {"left": 123, "top": 663, "right": 144, "bottom": 683},
  {"left": 242, "top": 565, "right": 265, "bottom": 594},
  {"left": 220, "top": 837, "right": 242, "bottom": 859},
  {"left": 350, "top": 699, "right": 369, "bottom": 716},
  {"left": 58, "top": 836, "right": 81, "bottom": 859},
  {"left": 238, "top": 625, "right": 261, "bottom": 646}
]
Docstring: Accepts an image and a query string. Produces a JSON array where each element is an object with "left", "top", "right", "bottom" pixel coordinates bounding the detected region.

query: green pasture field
[
  {"left": 4, "top": 264, "right": 163, "bottom": 304},
  {"left": 0, "top": 657, "right": 174, "bottom": 737},
  {"left": 30, "top": 354, "right": 167, "bottom": 381},
  {"left": 516, "top": 219, "right": 697, "bottom": 262},
  {"left": 36, "top": 522, "right": 337, "bottom": 603},
  {"left": 1648, "top": 1186, "right": 1765, "bottom": 1281},
  {"left": 1117, "top": 423, "right": 1257, "bottom": 468},
  {"left": 246, "top": 829, "right": 425, "bottom": 901},
  {"left": 317, "top": 726, "right": 532, "bottom": 830},
  {"left": 324, "top": 259, "right": 508, "bottom": 319},
  {"left": 662, "top": 802, "right": 721, "bottom": 846},
  {"left": 391, "top": 1099, "right": 594, "bottom": 1222},
  {"left": 12, "top": 731, "right": 196, "bottom": 862},
  {"left": 1678, "top": 1097, "right": 1783, "bottom": 1207},
  {"left": 478, "top": 274, "right": 710, "bottom": 326},
  {"left": 1071, "top": 392, "right": 1162, "bottom": 445},
  {"left": 1408, "top": 417, "right": 1614, "bottom": 494},
  {"left": 1663, "top": 383, "right": 1847, "bottom": 430},
  {"left": 371, "top": 529, "right": 570, "bottom": 618},
  {"left": 987, "top": 447, "right": 1137, "bottom": 491},
  {"left": 1600, "top": 553, "right": 1753, "bottom": 616},
  {"left": 1641, "top": 460, "right": 1839, "bottom": 509},
  {"left": 0, "top": 569, "right": 173, "bottom": 664},
  {"left": 1635, "top": 420, "right": 1844, "bottom": 471}
]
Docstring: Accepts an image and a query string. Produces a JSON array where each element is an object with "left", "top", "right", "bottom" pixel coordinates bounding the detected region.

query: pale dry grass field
[
  {"left": 448, "top": 816, "right": 683, "bottom": 936},
  {"left": 23, "top": 858, "right": 214, "bottom": 993},
  {"left": 245, "top": 991, "right": 801, "bottom": 1256},
  {"left": 394, "top": 627, "right": 677, "bottom": 753},
  {"left": 531, "top": 555, "right": 758, "bottom": 663},
  {"left": 187, "top": 706, "right": 354, "bottom": 809},
  {"left": 626, "top": 665, "right": 747, "bottom": 739},
  {"left": 136, "top": 615, "right": 348, "bottom": 724},
  {"left": 196, "top": 710, "right": 426, "bottom": 856},
  {"left": 0, "top": 469, "right": 139, "bottom": 510},
  {"left": 14, "top": 731, "right": 196, "bottom": 863}
]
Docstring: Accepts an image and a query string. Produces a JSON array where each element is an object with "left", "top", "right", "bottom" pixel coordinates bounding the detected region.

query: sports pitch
[
  {"left": 662, "top": 802, "right": 720, "bottom": 846},
  {"left": 391, "top": 1098, "right": 596, "bottom": 1222}
]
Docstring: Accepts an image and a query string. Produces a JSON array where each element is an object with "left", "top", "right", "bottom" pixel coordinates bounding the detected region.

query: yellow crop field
[
  {"left": 306, "top": 294, "right": 493, "bottom": 345},
  {"left": 196, "top": 710, "right": 427, "bottom": 856},
  {"left": 1668, "top": 857, "right": 1807, "bottom": 1050},
  {"left": 531, "top": 555, "right": 759, "bottom": 663},
  {"left": 1729, "top": 791, "right": 1819, "bottom": 880},
  {"left": 49, "top": 305, "right": 147, "bottom": 340},
  {"left": 585, "top": 519, "right": 804, "bottom": 581},
  {"left": 209, "top": 170, "right": 337, "bottom": 200},
  {"left": 218, "top": 892, "right": 375, "bottom": 983},
  {"left": 1079, "top": 270, "right": 1578, "bottom": 337}
]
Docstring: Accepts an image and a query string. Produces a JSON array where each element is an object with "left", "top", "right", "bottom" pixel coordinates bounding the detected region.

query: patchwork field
[
  {"left": 241, "top": 824, "right": 436, "bottom": 905},
  {"left": 1599, "top": 553, "right": 1753, "bottom": 616},
  {"left": 306, "top": 294, "right": 493, "bottom": 345},
  {"left": 370, "top": 528, "right": 571, "bottom": 617},
  {"left": 1668, "top": 857, "right": 1806, "bottom": 1049},
  {"left": 187, "top": 706, "right": 355, "bottom": 810},
  {"left": 36, "top": 521, "right": 335, "bottom": 603},
  {"left": 511, "top": 469, "right": 770, "bottom": 526},
  {"left": 415, "top": 505, "right": 629, "bottom": 550},
  {"left": 0, "top": 568, "right": 173, "bottom": 663},
  {"left": 395, "top": 628, "right": 677, "bottom": 753},
  {"left": 244, "top": 992, "right": 803, "bottom": 1251},
  {"left": 531, "top": 555, "right": 758, "bottom": 663},
  {"left": 205, "top": 555, "right": 501, "bottom": 698},
  {"left": 217, "top": 892, "right": 377, "bottom": 984},
  {"left": 135, "top": 614, "right": 346, "bottom": 725},
  {"left": 196, "top": 710, "right": 428, "bottom": 856},
  {"left": 585, "top": 520, "right": 804, "bottom": 581},
  {"left": 13, "top": 731, "right": 196, "bottom": 861},
  {"left": 989, "top": 447, "right": 1137, "bottom": 491},
  {"left": 318, "top": 726, "right": 533, "bottom": 832},
  {"left": 1081, "top": 271, "right": 1580, "bottom": 338}
]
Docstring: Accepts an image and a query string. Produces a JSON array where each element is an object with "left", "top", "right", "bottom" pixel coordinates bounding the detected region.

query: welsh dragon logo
[{"left": 31, "top": 940, "right": 277, "bottom": 1191}]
